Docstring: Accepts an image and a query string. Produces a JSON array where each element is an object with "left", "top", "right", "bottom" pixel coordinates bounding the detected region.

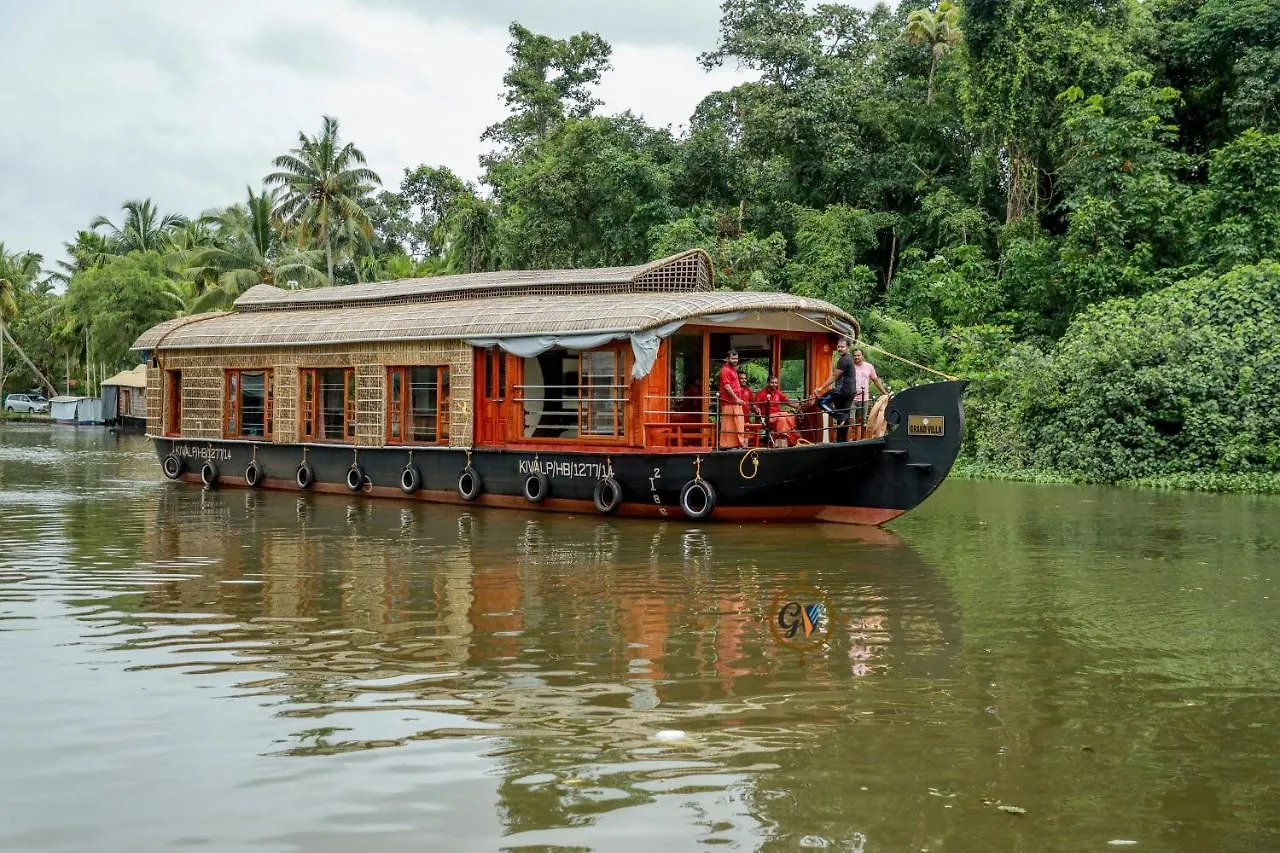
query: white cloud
[{"left": 0, "top": 0, "right": 756, "bottom": 265}]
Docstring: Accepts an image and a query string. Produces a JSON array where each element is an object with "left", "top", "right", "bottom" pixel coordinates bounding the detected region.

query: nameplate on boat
[{"left": 907, "top": 415, "right": 945, "bottom": 437}]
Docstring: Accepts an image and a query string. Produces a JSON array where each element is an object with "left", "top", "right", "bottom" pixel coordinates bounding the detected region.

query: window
[
  {"left": 519, "top": 346, "right": 629, "bottom": 441},
  {"left": 667, "top": 332, "right": 706, "bottom": 420},
  {"left": 484, "top": 349, "right": 506, "bottom": 400},
  {"left": 165, "top": 370, "right": 182, "bottom": 436},
  {"left": 387, "top": 366, "right": 450, "bottom": 444},
  {"left": 300, "top": 368, "right": 355, "bottom": 443},
  {"left": 224, "top": 369, "right": 273, "bottom": 439},
  {"left": 780, "top": 338, "right": 809, "bottom": 401},
  {"left": 581, "top": 350, "right": 625, "bottom": 437}
]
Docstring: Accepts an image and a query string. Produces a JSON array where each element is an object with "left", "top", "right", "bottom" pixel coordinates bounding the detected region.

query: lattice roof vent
[{"left": 233, "top": 249, "right": 714, "bottom": 313}]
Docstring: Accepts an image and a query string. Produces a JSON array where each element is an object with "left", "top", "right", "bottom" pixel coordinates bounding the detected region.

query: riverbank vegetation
[{"left": 1, "top": 0, "right": 1276, "bottom": 489}]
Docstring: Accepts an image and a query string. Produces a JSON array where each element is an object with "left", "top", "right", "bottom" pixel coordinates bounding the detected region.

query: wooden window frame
[
  {"left": 223, "top": 369, "right": 273, "bottom": 440},
  {"left": 385, "top": 365, "right": 451, "bottom": 446},
  {"left": 299, "top": 367, "right": 355, "bottom": 444},
  {"left": 515, "top": 344, "right": 631, "bottom": 445},
  {"left": 578, "top": 348, "right": 628, "bottom": 440}
]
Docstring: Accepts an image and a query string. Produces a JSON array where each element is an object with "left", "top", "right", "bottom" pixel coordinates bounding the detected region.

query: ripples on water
[{"left": 1, "top": 422, "right": 1278, "bottom": 853}]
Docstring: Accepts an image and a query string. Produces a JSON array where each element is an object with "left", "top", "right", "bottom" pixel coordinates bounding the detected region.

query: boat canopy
[
  {"left": 131, "top": 250, "right": 858, "bottom": 379},
  {"left": 100, "top": 364, "right": 147, "bottom": 389}
]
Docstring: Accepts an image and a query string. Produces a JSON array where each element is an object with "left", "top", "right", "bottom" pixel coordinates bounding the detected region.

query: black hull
[{"left": 151, "top": 381, "right": 965, "bottom": 526}]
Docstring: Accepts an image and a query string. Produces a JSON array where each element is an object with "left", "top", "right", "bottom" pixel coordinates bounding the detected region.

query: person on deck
[
  {"left": 754, "top": 376, "right": 799, "bottom": 445},
  {"left": 851, "top": 348, "right": 889, "bottom": 427},
  {"left": 717, "top": 350, "right": 748, "bottom": 449},
  {"left": 813, "top": 338, "right": 855, "bottom": 442}
]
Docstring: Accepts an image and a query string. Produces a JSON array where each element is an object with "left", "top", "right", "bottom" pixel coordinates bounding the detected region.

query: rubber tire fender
[
  {"left": 523, "top": 471, "right": 549, "bottom": 503},
  {"left": 457, "top": 467, "right": 482, "bottom": 502},
  {"left": 679, "top": 479, "right": 716, "bottom": 520},
  {"left": 295, "top": 462, "right": 315, "bottom": 490},
  {"left": 593, "top": 477, "right": 623, "bottom": 514},
  {"left": 200, "top": 460, "right": 219, "bottom": 488},
  {"left": 244, "top": 460, "right": 264, "bottom": 488},
  {"left": 400, "top": 464, "right": 422, "bottom": 494},
  {"left": 346, "top": 465, "right": 366, "bottom": 492},
  {"left": 162, "top": 453, "right": 184, "bottom": 480}
]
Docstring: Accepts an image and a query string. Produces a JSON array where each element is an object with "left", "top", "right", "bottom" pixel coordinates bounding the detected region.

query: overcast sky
[{"left": 0, "top": 1, "right": 878, "bottom": 267}]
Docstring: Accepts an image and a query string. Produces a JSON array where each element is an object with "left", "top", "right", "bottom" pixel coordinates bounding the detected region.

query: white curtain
[{"left": 465, "top": 319, "right": 687, "bottom": 380}]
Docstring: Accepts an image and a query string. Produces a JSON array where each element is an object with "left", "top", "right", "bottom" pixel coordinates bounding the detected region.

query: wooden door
[{"left": 473, "top": 349, "right": 516, "bottom": 445}]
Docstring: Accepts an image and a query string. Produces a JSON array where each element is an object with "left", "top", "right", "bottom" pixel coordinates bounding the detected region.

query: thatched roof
[
  {"left": 101, "top": 364, "right": 147, "bottom": 388},
  {"left": 134, "top": 291, "right": 856, "bottom": 351},
  {"left": 234, "top": 248, "right": 714, "bottom": 311},
  {"left": 132, "top": 250, "right": 859, "bottom": 351}
]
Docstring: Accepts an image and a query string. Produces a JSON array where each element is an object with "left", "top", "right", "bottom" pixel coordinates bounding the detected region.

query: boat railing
[
  {"left": 643, "top": 394, "right": 716, "bottom": 448},
  {"left": 513, "top": 382, "right": 630, "bottom": 438}
]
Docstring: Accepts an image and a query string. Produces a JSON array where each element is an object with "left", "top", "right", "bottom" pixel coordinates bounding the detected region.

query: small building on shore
[
  {"left": 50, "top": 395, "right": 104, "bottom": 426},
  {"left": 102, "top": 365, "right": 147, "bottom": 432}
]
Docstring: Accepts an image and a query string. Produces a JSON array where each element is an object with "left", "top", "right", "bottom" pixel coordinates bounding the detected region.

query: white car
[{"left": 4, "top": 393, "right": 50, "bottom": 414}]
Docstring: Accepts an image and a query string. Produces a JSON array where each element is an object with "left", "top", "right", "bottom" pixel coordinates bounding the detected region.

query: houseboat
[{"left": 132, "top": 250, "right": 965, "bottom": 526}]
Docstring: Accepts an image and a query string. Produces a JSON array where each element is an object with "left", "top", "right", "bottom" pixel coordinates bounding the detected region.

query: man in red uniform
[
  {"left": 717, "top": 350, "right": 748, "bottom": 449},
  {"left": 754, "top": 375, "right": 799, "bottom": 445}
]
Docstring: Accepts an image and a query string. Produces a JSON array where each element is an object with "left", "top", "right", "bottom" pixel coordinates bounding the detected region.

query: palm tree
[
  {"left": 905, "top": 1, "right": 963, "bottom": 106},
  {"left": 332, "top": 215, "right": 375, "bottom": 283},
  {"left": 375, "top": 251, "right": 459, "bottom": 281},
  {"left": 0, "top": 244, "right": 43, "bottom": 395},
  {"left": 445, "top": 195, "right": 499, "bottom": 273},
  {"left": 265, "top": 116, "right": 381, "bottom": 285},
  {"left": 186, "top": 186, "right": 326, "bottom": 312},
  {"left": 91, "top": 199, "right": 188, "bottom": 254},
  {"left": 47, "top": 230, "right": 113, "bottom": 286}
]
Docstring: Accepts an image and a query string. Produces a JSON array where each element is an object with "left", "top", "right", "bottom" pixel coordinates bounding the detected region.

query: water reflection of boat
[
  {"left": 127, "top": 492, "right": 967, "bottom": 843},
  {"left": 140, "top": 492, "right": 961, "bottom": 697}
]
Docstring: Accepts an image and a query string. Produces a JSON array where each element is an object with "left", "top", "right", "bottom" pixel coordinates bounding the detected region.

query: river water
[{"left": 1, "top": 423, "right": 1277, "bottom": 853}]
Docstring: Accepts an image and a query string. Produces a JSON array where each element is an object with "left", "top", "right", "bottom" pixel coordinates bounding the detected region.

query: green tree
[
  {"left": 1194, "top": 129, "right": 1280, "bottom": 271},
  {"left": 1021, "top": 262, "right": 1280, "bottom": 479},
  {"left": 266, "top": 115, "right": 382, "bottom": 285},
  {"left": 482, "top": 23, "right": 613, "bottom": 150},
  {"left": 0, "top": 244, "right": 42, "bottom": 394},
  {"left": 62, "top": 252, "right": 190, "bottom": 372},
  {"left": 91, "top": 199, "right": 187, "bottom": 255},
  {"left": 1048, "top": 72, "right": 1194, "bottom": 317},
  {"left": 444, "top": 194, "right": 499, "bottom": 274},
  {"left": 368, "top": 165, "right": 476, "bottom": 262},
  {"left": 905, "top": 0, "right": 964, "bottom": 105},
  {"left": 648, "top": 208, "right": 788, "bottom": 291},
  {"left": 492, "top": 115, "right": 677, "bottom": 268},
  {"left": 786, "top": 204, "right": 892, "bottom": 311},
  {"left": 49, "top": 230, "right": 113, "bottom": 285},
  {"left": 1156, "top": 0, "right": 1280, "bottom": 150},
  {"left": 187, "top": 187, "right": 326, "bottom": 311},
  {"left": 962, "top": 0, "right": 1143, "bottom": 222}
]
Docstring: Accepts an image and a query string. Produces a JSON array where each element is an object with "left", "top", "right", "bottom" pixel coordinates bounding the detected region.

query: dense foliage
[{"left": 2, "top": 0, "right": 1276, "bottom": 488}]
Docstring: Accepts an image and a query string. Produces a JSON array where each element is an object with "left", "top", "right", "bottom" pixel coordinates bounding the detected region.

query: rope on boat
[{"left": 811, "top": 318, "right": 958, "bottom": 382}]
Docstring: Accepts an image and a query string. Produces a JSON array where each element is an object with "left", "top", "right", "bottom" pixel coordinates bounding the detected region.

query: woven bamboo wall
[
  {"left": 181, "top": 367, "right": 225, "bottom": 438},
  {"left": 355, "top": 363, "right": 384, "bottom": 446},
  {"left": 156, "top": 340, "right": 473, "bottom": 447},
  {"left": 274, "top": 365, "right": 300, "bottom": 443},
  {"left": 146, "top": 372, "right": 162, "bottom": 430}
]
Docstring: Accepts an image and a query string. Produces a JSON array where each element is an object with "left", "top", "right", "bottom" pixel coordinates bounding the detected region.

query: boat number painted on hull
[
  {"left": 649, "top": 467, "right": 663, "bottom": 505},
  {"left": 907, "top": 415, "right": 945, "bottom": 437},
  {"left": 171, "top": 445, "right": 233, "bottom": 462},
  {"left": 518, "top": 459, "right": 609, "bottom": 480}
]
